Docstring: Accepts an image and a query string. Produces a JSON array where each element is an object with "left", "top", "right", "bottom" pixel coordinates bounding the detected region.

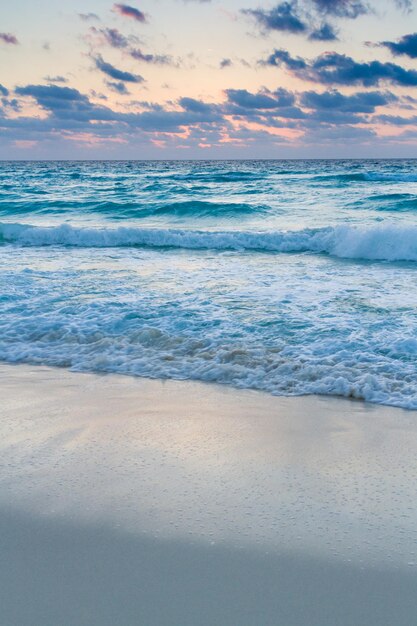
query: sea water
[{"left": 1, "top": 159, "right": 417, "bottom": 408}]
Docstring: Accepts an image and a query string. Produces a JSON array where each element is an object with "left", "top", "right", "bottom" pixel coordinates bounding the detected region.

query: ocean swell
[{"left": 0, "top": 199, "right": 266, "bottom": 219}]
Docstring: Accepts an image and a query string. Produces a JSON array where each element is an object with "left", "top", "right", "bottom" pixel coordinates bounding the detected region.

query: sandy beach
[
  {"left": 3, "top": 0, "right": 417, "bottom": 619},
  {"left": 0, "top": 363, "right": 416, "bottom": 625}
]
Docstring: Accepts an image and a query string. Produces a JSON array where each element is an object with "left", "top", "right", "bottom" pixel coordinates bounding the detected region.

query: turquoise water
[{"left": 1, "top": 159, "right": 417, "bottom": 408}]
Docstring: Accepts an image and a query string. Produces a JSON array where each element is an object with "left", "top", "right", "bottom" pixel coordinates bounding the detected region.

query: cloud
[
  {"left": 243, "top": 0, "right": 413, "bottom": 47},
  {"left": 0, "top": 85, "right": 9, "bottom": 96},
  {"left": 393, "top": 0, "right": 412, "bottom": 10},
  {"left": 300, "top": 89, "right": 396, "bottom": 113},
  {"left": 113, "top": 4, "right": 147, "bottom": 22},
  {"left": 0, "top": 33, "right": 19, "bottom": 45},
  {"left": 99, "top": 27, "right": 130, "bottom": 49},
  {"left": 243, "top": 2, "right": 307, "bottom": 34},
  {"left": 79, "top": 13, "right": 100, "bottom": 21},
  {"left": 15, "top": 85, "right": 85, "bottom": 101},
  {"left": 12, "top": 84, "right": 220, "bottom": 134},
  {"left": 178, "top": 97, "right": 214, "bottom": 114},
  {"left": 5, "top": 81, "right": 416, "bottom": 157},
  {"left": 86, "top": 26, "right": 138, "bottom": 51},
  {"left": 220, "top": 58, "right": 232, "bottom": 69},
  {"left": 94, "top": 56, "right": 144, "bottom": 83},
  {"left": 90, "top": 90, "right": 108, "bottom": 101},
  {"left": 381, "top": 32, "right": 417, "bottom": 59},
  {"left": 1, "top": 97, "right": 20, "bottom": 113},
  {"left": 130, "top": 48, "right": 173, "bottom": 65},
  {"left": 242, "top": 2, "right": 341, "bottom": 41},
  {"left": 262, "top": 49, "right": 417, "bottom": 87},
  {"left": 222, "top": 88, "right": 306, "bottom": 123},
  {"left": 225, "top": 88, "right": 295, "bottom": 109},
  {"left": 86, "top": 25, "right": 175, "bottom": 68},
  {"left": 309, "top": 0, "right": 368, "bottom": 18},
  {"left": 310, "top": 53, "right": 417, "bottom": 87},
  {"left": 374, "top": 114, "right": 417, "bottom": 125},
  {"left": 262, "top": 48, "right": 307, "bottom": 70},
  {"left": 309, "top": 23, "right": 338, "bottom": 41},
  {"left": 228, "top": 84, "right": 394, "bottom": 130},
  {"left": 303, "top": 123, "right": 377, "bottom": 144},
  {"left": 15, "top": 84, "right": 93, "bottom": 114},
  {"left": 86, "top": 25, "right": 174, "bottom": 66},
  {"left": 134, "top": 106, "right": 221, "bottom": 131},
  {"left": 106, "top": 81, "right": 130, "bottom": 95},
  {"left": 44, "top": 76, "right": 68, "bottom": 84},
  {"left": 13, "top": 82, "right": 387, "bottom": 133}
]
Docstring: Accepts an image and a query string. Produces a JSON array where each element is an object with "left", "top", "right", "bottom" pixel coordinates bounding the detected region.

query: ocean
[{"left": 1, "top": 159, "right": 417, "bottom": 408}]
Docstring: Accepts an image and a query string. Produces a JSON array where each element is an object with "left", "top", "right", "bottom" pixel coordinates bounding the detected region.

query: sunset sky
[{"left": 1, "top": 0, "right": 417, "bottom": 158}]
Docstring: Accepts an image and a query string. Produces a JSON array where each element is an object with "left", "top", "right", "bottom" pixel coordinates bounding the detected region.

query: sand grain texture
[{"left": 1, "top": 364, "right": 417, "bottom": 625}]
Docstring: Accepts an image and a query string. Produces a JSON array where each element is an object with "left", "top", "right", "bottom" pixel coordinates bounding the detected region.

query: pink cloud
[{"left": 113, "top": 4, "right": 146, "bottom": 22}]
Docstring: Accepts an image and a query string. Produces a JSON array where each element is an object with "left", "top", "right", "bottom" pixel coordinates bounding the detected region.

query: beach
[
  {"left": 1, "top": 160, "right": 417, "bottom": 623},
  {"left": 1, "top": 363, "right": 417, "bottom": 625},
  {"left": 3, "top": 0, "right": 417, "bottom": 617}
]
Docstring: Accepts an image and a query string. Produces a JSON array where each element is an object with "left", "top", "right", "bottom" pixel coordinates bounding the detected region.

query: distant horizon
[{"left": 2, "top": 156, "right": 417, "bottom": 162}]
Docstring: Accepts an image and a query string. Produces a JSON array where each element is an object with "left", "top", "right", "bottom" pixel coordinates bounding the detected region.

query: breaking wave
[{"left": 2, "top": 221, "right": 417, "bottom": 262}]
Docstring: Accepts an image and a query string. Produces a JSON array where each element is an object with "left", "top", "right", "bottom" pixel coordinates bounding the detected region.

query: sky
[{"left": 1, "top": 0, "right": 417, "bottom": 158}]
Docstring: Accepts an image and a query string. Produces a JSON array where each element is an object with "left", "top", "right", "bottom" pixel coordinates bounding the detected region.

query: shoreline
[
  {"left": 1, "top": 358, "right": 414, "bottom": 412},
  {"left": 1, "top": 363, "right": 417, "bottom": 625}
]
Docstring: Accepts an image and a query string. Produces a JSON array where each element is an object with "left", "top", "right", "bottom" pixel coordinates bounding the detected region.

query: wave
[
  {"left": 371, "top": 193, "right": 417, "bottom": 212},
  {"left": 151, "top": 200, "right": 266, "bottom": 216},
  {"left": 313, "top": 173, "right": 366, "bottom": 183},
  {"left": 364, "top": 172, "right": 417, "bottom": 183},
  {"left": 0, "top": 199, "right": 265, "bottom": 219},
  {"left": 2, "top": 221, "right": 417, "bottom": 262},
  {"left": 160, "top": 170, "right": 267, "bottom": 183},
  {"left": 313, "top": 172, "right": 417, "bottom": 184}
]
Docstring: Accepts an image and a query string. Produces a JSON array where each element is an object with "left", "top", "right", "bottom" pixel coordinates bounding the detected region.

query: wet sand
[{"left": 1, "top": 363, "right": 417, "bottom": 625}]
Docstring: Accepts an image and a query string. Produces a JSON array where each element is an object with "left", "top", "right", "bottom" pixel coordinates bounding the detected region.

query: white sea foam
[
  {"left": 1, "top": 236, "right": 417, "bottom": 409},
  {"left": 2, "top": 160, "right": 417, "bottom": 411},
  {"left": 1, "top": 221, "right": 417, "bottom": 262},
  {"left": 1, "top": 317, "right": 417, "bottom": 409}
]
